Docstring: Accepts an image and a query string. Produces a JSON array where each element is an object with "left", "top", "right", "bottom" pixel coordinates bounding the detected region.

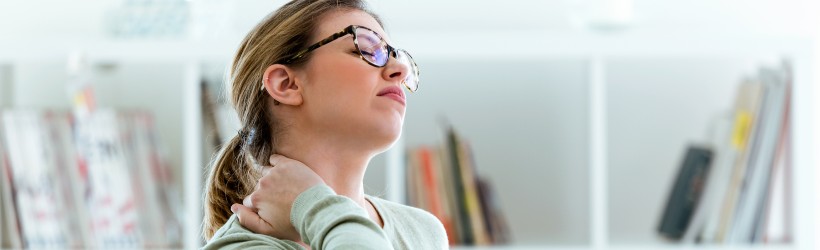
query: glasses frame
[{"left": 281, "top": 25, "right": 419, "bottom": 92}]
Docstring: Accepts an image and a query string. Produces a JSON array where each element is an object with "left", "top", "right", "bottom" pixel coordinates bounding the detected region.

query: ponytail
[{"left": 202, "top": 134, "right": 260, "bottom": 239}]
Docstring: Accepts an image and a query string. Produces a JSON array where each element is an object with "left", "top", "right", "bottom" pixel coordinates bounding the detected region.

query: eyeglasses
[{"left": 283, "top": 25, "right": 419, "bottom": 92}]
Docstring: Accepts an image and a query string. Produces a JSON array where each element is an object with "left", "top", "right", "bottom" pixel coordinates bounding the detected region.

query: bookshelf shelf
[
  {"left": 449, "top": 245, "right": 795, "bottom": 250},
  {"left": 0, "top": 29, "right": 815, "bottom": 249}
]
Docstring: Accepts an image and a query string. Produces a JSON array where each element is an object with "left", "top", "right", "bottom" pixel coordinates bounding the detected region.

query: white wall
[{"left": 2, "top": 1, "right": 818, "bottom": 40}]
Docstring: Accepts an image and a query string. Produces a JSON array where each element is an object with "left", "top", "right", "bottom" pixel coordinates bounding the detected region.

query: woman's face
[{"left": 296, "top": 10, "right": 410, "bottom": 152}]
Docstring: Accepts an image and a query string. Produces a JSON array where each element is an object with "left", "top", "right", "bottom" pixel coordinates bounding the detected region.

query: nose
[{"left": 382, "top": 52, "right": 410, "bottom": 84}]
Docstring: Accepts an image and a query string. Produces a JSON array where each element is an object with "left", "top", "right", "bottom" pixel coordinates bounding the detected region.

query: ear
[{"left": 262, "top": 64, "right": 303, "bottom": 106}]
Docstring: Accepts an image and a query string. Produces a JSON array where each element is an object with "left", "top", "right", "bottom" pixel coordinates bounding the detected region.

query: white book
[
  {"left": 74, "top": 110, "right": 142, "bottom": 248},
  {"left": 0, "top": 111, "right": 23, "bottom": 249},
  {"left": 44, "top": 112, "right": 94, "bottom": 248},
  {"left": 139, "top": 112, "right": 182, "bottom": 247},
  {"left": 123, "top": 111, "right": 179, "bottom": 248},
  {"left": 2, "top": 110, "right": 70, "bottom": 248},
  {"left": 701, "top": 81, "right": 766, "bottom": 243},
  {"left": 728, "top": 66, "right": 790, "bottom": 243},
  {"left": 753, "top": 65, "right": 792, "bottom": 242}
]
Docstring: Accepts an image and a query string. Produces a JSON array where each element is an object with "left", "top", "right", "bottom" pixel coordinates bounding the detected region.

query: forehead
[{"left": 314, "top": 9, "right": 389, "bottom": 44}]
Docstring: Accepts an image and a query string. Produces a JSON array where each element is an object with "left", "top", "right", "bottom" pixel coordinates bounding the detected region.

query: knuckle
[
  {"left": 249, "top": 193, "right": 263, "bottom": 205},
  {"left": 258, "top": 176, "right": 273, "bottom": 188}
]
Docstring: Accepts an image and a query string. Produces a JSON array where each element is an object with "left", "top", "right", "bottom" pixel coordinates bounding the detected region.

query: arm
[
  {"left": 291, "top": 185, "right": 393, "bottom": 250},
  {"left": 203, "top": 185, "right": 392, "bottom": 250}
]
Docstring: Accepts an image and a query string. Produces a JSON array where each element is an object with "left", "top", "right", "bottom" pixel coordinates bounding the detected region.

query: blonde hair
[{"left": 202, "top": 0, "right": 382, "bottom": 239}]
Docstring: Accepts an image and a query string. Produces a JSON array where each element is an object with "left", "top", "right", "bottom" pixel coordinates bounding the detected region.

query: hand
[{"left": 232, "top": 154, "right": 325, "bottom": 241}]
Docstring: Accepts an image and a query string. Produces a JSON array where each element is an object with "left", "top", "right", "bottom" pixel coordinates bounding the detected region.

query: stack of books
[
  {"left": 405, "top": 128, "right": 510, "bottom": 246},
  {"left": 0, "top": 110, "right": 182, "bottom": 249},
  {"left": 658, "top": 62, "right": 792, "bottom": 244}
]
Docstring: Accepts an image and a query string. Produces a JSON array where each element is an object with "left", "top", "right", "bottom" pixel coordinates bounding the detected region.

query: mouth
[{"left": 377, "top": 86, "right": 406, "bottom": 106}]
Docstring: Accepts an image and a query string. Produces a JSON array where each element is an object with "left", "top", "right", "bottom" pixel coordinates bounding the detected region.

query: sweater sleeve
[
  {"left": 201, "top": 215, "right": 303, "bottom": 250},
  {"left": 291, "top": 185, "right": 394, "bottom": 250}
]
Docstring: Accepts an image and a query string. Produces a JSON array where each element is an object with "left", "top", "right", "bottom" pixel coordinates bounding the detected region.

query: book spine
[
  {"left": 0, "top": 111, "right": 23, "bottom": 249},
  {"left": 446, "top": 128, "right": 473, "bottom": 245}
]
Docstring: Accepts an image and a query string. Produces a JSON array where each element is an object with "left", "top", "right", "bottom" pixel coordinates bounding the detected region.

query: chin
[{"left": 369, "top": 122, "right": 403, "bottom": 153}]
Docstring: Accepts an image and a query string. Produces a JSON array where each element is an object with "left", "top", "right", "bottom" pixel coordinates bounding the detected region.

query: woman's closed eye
[{"left": 359, "top": 50, "right": 375, "bottom": 57}]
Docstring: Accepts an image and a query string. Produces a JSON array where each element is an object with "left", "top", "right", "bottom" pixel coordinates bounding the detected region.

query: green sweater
[{"left": 203, "top": 185, "right": 448, "bottom": 250}]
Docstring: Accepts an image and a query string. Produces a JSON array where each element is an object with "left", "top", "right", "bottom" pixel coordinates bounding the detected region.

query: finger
[
  {"left": 234, "top": 204, "right": 275, "bottom": 235},
  {"left": 269, "top": 154, "right": 283, "bottom": 166},
  {"left": 243, "top": 195, "right": 253, "bottom": 208},
  {"left": 261, "top": 165, "right": 273, "bottom": 176}
]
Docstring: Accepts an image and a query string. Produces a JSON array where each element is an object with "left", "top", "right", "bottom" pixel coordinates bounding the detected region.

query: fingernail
[{"left": 231, "top": 204, "right": 238, "bottom": 214}]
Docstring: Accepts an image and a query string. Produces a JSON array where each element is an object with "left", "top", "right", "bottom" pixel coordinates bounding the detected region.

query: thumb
[{"left": 232, "top": 204, "right": 275, "bottom": 236}]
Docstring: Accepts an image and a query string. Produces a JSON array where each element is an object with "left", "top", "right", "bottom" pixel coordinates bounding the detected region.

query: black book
[{"left": 658, "top": 145, "right": 714, "bottom": 240}]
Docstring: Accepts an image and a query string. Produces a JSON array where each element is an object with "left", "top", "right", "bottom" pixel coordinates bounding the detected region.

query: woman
[{"left": 201, "top": 0, "right": 446, "bottom": 249}]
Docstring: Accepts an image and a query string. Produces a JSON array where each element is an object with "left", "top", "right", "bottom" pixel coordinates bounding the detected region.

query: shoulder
[
  {"left": 367, "top": 196, "right": 448, "bottom": 247},
  {"left": 202, "top": 214, "right": 304, "bottom": 250}
]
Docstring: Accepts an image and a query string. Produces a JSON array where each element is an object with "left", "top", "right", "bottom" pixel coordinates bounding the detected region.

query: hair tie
[{"left": 240, "top": 128, "right": 256, "bottom": 147}]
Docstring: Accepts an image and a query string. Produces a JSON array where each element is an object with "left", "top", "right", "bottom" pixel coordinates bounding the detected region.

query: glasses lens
[
  {"left": 396, "top": 50, "right": 419, "bottom": 92},
  {"left": 355, "top": 28, "right": 389, "bottom": 66}
]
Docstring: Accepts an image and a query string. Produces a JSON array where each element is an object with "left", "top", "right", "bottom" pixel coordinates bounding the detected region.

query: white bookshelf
[
  {"left": 386, "top": 31, "right": 816, "bottom": 250},
  {"left": 0, "top": 30, "right": 815, "bottom": 250}
]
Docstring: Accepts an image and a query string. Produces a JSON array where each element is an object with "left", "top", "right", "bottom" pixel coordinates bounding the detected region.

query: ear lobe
[{"left": 262, "top": 64, "right": 303, "bottom": 106}]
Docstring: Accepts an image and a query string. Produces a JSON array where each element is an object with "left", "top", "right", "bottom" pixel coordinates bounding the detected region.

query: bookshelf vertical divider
[
  {"left": 590, "top": 56, "right": 609, "bottom": 248},
  {"left": 791, "top": 53, "right": 815, "bottom": 250},
  {"left": 183, "top": 62, "right": 204, "bottom": 250},
  {"left": 0, "top": 65, "right": 11, "bottom": 107}
]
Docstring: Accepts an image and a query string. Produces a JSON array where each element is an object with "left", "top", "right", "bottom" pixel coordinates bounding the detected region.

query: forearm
[{"left": 292, "top": 185, "right": 393, "bottom": 250}]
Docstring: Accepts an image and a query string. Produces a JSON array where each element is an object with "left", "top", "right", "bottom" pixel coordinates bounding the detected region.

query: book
[
  {"left": 677, "top": 63, "right": 794, "bottom": 245},
  {"left": 413, "top": 146, "right": 458, "bottom": 245},
  {"left": 419, "top": 147, "right": 444, "bottom": 225},
  {"left": 43, "top": 111, "right": 93, "bottom": 248},
  {"left": 658, "top": 145, "right": 714, "bottom": 239},
  {"left": 120, "top": 112, "right": 182, "bottom": 247},
  {"left": 759, "top": 113, "right": 791, "bottom": 243},
  {"left": 711, "top": 80, "right": 767, "bottom": 243},
  {"left": 680, "top": 113, "right": 733, "bottom": 243},
  {"left": 73, "top": 110, "right": 142, "bottom": 248},
  {"left": 690, "top": 80, "right": 766, "bottom": 243},
  {"left": 476, "top": 177, "right": 510, "bottom": 244},
  {"left": 435, "top": 143, "right": 461, "bottom": 245},
  {"left": 0, "top": 113, "right": 23, "bottom": 248},
  {"left": 444, "top": 129, "right": 473, "bottom": 244},
  {"left": 405, "top": 147, "right": 426, "bottom": 217},
  {"left": 2, "top": 110, "right": 71, "bottom": 248},
  {"left": 757, "top": 65, "right": 792, "bottom": 243},
  {"left": 430, "top": 146, "right": 458, "bottom": 245},
  {"left": 728, "top": 66, "right": 791, "bottom": 243},
  {"left": 453, "top": 136, "right": 491, "bottom": 245},
  {"left": 405, "top": 127, "right": 510, "bottom": 245},
  {"left": 201, "top": 80, "right": 223, "bottom": 150}
]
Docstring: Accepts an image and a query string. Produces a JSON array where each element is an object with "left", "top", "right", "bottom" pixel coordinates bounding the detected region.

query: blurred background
[{"left": 0, "top": 0, "right": 817, "bottom": 249}]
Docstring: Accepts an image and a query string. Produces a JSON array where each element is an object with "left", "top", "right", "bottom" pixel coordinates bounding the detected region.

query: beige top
[{"left": 202, "top": 185, "right": 448, "bottom": 250}]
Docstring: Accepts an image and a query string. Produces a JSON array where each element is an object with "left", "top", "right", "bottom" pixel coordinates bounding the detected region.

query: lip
[{"left": 377, "top": 85, "right": 406, "bottom": 106}]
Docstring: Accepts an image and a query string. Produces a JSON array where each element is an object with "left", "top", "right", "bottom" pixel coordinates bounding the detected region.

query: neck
[{"left": 274, "top": 130, "right": 375, "bottom": 209}]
